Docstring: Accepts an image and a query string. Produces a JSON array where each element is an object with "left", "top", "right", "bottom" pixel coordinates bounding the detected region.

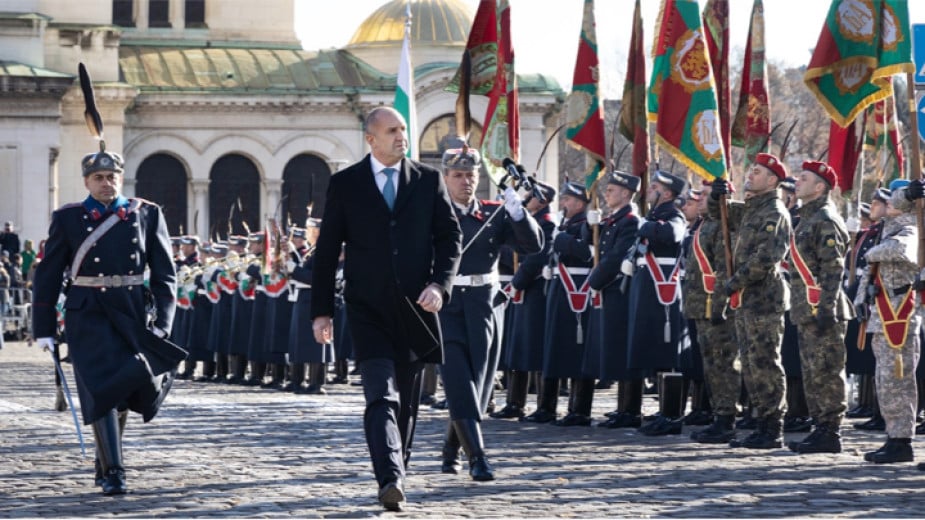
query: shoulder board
[
  {"left": 57, "top": 202, "right": 83, "bottom": 211},
  {"left": 542, "top": 213, "right": 555, "bottom": 222},
  {"left": 481, "top": 199, "right": 502, "bottom": 206},
  {"left": 624, "top": 212, "right": 636, "bottom": 220},
  {"left": 130, "top": 197, "right": 159, "bottom": 208}
]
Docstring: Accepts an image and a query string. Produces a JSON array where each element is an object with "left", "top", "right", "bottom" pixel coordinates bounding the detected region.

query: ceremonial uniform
[
  {"left": 189, "top": 247, "right": 220, "bottom": 380},
  {"left": 32, "top": 99, "right": 183, "bottom": 494},
  {"left": 288, "top": 230, "right": 331, "bottom": 394},
  {"left": 856, "top": 186, "right": 921, "bottom": 463},
  {"left": 787, "top": 161, "right": 852, "bottom": 454},
  {"left": 781, "top": 198, "right": 812, "bottom": 433}
]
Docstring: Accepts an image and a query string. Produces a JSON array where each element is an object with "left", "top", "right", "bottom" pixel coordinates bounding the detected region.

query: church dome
[{"left": 347, "top": 0, "right": 474, "bottom": 48}]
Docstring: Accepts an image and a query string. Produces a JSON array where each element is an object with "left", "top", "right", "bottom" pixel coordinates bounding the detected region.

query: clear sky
[{"left": 295, "top": 0, "right": 925, "bottom": 98}]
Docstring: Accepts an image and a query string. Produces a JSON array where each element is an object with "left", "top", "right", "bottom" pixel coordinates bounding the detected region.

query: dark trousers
[{"left": 359, "top": 357, "right": 424, "bottom": 488}]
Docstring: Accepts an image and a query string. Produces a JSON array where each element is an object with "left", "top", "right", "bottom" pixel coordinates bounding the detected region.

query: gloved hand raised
[
  {"left": 586, "top": 209, "right": 601, "bottom": 226},
  {"left": 906, "top": 179, "right": 925, "bottom": 201},
  {"left": 503, "top": 187, "right": 525, "bottom": 221},
  {"left": 710, "top": 179, "right": 730, "bottom": 200}
]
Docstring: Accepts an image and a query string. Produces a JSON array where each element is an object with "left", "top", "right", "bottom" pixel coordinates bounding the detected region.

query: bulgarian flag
[
  {"left": 804, "top": 0, "right": 914, "bottom": 128},
  {"left": 702, "top": 0, "right": 731, "bottom": 164},
  {"left": 394, "top": 0, "right": 418, "bottom": 160},
  {"left": 619, "top": 0, "right": 650, "bottom": 182},
  {"left": 566, "top": 0, "right": 606, "bottom": 189},
  {"left": 479, "top": 0, "right": 520, "bottom": 178},
  {"left": 648, "top": 0, "right": 728, "bottom": 181},
  {"left": 731, "top": 0, "right": 771, "bottom": 165}
]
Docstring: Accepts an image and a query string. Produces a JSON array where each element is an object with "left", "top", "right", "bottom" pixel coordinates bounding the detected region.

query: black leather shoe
[
  {"left": 490, "top": 404, "right": 525, "bottom": 419},
  {"left": 604, "top": 409, "right": 621, "bottom": 418},
  {"left": 242, "top": 377, "right": 263, "bottom": 387},
  {"left": 869, "top": 438, "right": 913, "bottom": 464},
  {"left": 554, "top": 413, "right": 592, "bottom": 427},
  {"left": 469, "top": 456, "right": 495, "bottom": 481},
  {"left": 855, "top": 415, "right": 886, "bottom": 431},
  {"left": 692, "top": 415, "right": 736, "bottom": 444},
  {"left": 735, "top": 415, "right": 758, "bottom": 430},
  {"left": 846, "top": 405, "right": 873, "bottom": 419},
  {"left": 431, "top": 399, "right": 448, "bottom": 410},
  {"left": 917, "top": 462, "right": 925, "bottom": 471},
  {"left": 606, "top": 413, "right": 642, "bottom": 428},
  {"left": 101, "top": 467, "right": 127, "bottom": 495},
  {"left": 791, "top": 424, "right": 842, "bottom": 454},
  {"left": 864, "top": 439, "right": 891, "bottom": 462},
  {"left": 683, "top": 410, "right": 713, "bottom": 426},
  {"left": 916, "top": 421, "right": 925, "bottom": 435},
  {"left": 641, "top": 416, "right": 683, "bottom": 436},
  {"left": 520, "top": 409, "right": 557, "bottom": 423},
  {"left": 378, "top": 479, "right": 405, "bottom": 512},
  {"left": 329, "top": 375, "right": 349, "bottom": 385},
  {"left": 783, "top": 416, "right": 813, "bottom": 433}
]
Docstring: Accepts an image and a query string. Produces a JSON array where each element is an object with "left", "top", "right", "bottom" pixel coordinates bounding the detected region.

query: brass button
[
  {"left": 86, "top": 227, "right": 93, "bottom": 232},
  {"left": 94, "top": 257, "right": 100, "bottom": 263},
  {"left": 132, "top": 238, "right": 138, "bottom": 244},
  {"left": 130, "top": 253, "right": 136, "bottom": 259},
  {"left": 100, "top": 287, "right": 107, "bottom": 293}
]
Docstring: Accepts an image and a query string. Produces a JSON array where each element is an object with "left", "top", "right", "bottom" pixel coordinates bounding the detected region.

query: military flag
[
  {"left": 702, "top": 0, "right": 730, "bottom": 164},
  {"left": 864, "top": 81, "right": 905, "bottom": 181},
  {"left": 566, "top": 0, "right": 606, "bottom": 189},
  {"left": 730, "top": 0, "right": 770, "bottom": 164},
  {"left": 619, "top": 0, "right": 650, "bottom": 183},
  {"left": 394, "top": 0, "right": 418, "bottom": 159},
  {"left": 804, "top": 0, "right": 914, "bottom": 128},
  {"left": 648, "top": 0, "right": 727, "bottom": 181},
  {"left": 828, "top": 116, "right": 865, "bottom": 192}
]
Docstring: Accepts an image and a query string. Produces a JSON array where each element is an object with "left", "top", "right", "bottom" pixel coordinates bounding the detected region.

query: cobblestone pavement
[{"left": 2, "top": 341, "right": 924, "bottom": 518}]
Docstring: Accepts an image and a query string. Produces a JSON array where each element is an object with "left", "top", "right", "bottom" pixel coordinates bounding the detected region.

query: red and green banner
[
  {"left": 828, "top": 116, "right": 865, "bottom": 192},
  {"left": 648, "top": 0, "right": 727, "bottom": 181},
  {"left": 731, "top": 0, "right": 770, "bottom": 165},
  {"left": 446, "top": 0, "right": 519, "bottom": 185},
  {"left": 566, "top": 0, "right": 606, "bottom": 189},
  {"left": 864, "top": 80, "right": 905, "bottom": 181},
  {"left": 702, "top": 0, "right": 730, "bottom": 164},
  {"left": 619, "top": 0, "right": 650, "bottom": 183},
  {"left": 804, "top": 0, "right": 914, "bottom": 128}
]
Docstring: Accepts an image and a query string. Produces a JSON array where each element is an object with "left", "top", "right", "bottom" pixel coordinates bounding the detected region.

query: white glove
[
  {"left": 503, "top": 187, "right": 525, "bottom": 221},
  {"left": 36, "top": 337, "right": 55, "bottom": 353},
  {"left": 150, "top": 326, "right": 168, "bottom": 339},
  {"left": 846, "top": 216, "right": 859, "bottom": 233},
  {"left": 542, "top": 265, "right": 553, "bottom": 280},
  {"left": 621, "top": 258, "right": 635, "bottom": 276},
  {"left": 286, "top": 260, "right": 297, "bottom": 273},
  {"left": 587, "top": 209, "right": 601, "bottom": 226}
]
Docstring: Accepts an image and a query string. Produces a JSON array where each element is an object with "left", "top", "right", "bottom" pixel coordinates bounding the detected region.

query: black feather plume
[{"left": 79, "top": 63, "right": 105, "bottom": 150}]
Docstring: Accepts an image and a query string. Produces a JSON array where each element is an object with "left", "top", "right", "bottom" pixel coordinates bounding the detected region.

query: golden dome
[{"left": 347, "top": 0, "right": 474, "bottom": 47}]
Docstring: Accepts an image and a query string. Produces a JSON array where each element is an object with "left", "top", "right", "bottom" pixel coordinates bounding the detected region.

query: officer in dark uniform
[
  {"left": 288, "top": 222, "right": 332, "bottom": 394},
  {"left": 848, "top": 190, "right": 889, "bottom": 430},
  {"left": 493, "top": 181, "right": 557, "bottom": 419},
  {"left": 191, "top": 243, "right": 221, "bottom": 381},
  {"left": 625, "top": 170, "right": 688, "bottom": 434},
  {"left": 174, "top": 236, "right": 201, "bottom": 379},
  {"left": 227, "top": 235, "right": 256, "bottom": 384},
  {"left": 437, "top": 147, "right": 542, "bottom": 481},
  {"left": 242, "top": 232, "right": 269, "bottom": 385},
  {"left": 585, "top": 172, "right": 641, "bottom": 428},
  {"left": 522, "top": 180, "right": 593, "bottom": 425},
  {"left": 205, "top": 242, "right": 236, "bottom": 382},
  {"left": 32, "top": 141, "right": 180, "bottom": 495}
]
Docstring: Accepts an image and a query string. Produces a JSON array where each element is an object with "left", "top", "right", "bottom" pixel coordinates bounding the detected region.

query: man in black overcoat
[{"left": 311, "top": 107, "right": 461, "bottom": 512}]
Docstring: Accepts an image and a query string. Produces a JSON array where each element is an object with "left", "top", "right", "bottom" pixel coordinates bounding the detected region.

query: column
[
  {"left": 135, "top": 0, "right": 149, "bottom": 29},
  {"left": 169, "top": 0, "right": 185, "bottom": 30},
  {"left": 265, "top": 179, "right": 282, "bottom": 222},
  {"left": 191, "top": 179, "right": 209, "bottom": 240}
]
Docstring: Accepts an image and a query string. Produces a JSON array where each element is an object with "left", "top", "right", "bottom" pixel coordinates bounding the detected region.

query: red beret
[
  {"left": 802, "top": 160, "right": 837, "bottom": 188},
  {"left": 755, "top": 153, "right": 787, "bottom": 180}
]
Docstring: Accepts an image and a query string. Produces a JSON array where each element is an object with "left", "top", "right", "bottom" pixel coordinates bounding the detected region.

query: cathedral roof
[{"left": 346, "top": 0, "right": 473, "bottom": 48}]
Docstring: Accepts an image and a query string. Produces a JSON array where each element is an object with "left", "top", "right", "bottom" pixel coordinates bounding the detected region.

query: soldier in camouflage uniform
[
  {"left": 709, "top": 152, "right": 791, "bottom": 450},
  {"left": 786, "top": 161, "right": 853, "bottom": 454},
  {"left": 688, "top": 181, "right": 741, "bottom": 444},
  {"left": 856, "top": 180, "right": 922, "bottom": 464}
]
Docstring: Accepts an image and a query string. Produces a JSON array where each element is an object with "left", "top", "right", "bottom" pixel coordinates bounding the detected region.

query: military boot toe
[
  {"left": 869, "top": 438, "right": 913, "bottom": 464},
  {"left": 101, "top": 467, "right": 127, "bottom": 495},
  {"left": 855, "top": 415, "right": 886, "bottom": 431},
  {"left": 642, "top": 416, "right": 683, "bottom": 436},
  {"left": 793, "top": 425, "right": 842, "bottom": 454},
  {"left": 554, "top": 413, "right": 592, "bottom": 427},
  {"left": 520, "top": 409, "right": 557, "bottom": 423}
]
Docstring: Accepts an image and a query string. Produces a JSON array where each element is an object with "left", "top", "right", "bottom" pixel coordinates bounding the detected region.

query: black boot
[
  {"left": 491, "top": 370, "right": 527, "bottom": 419},
  {"left": 331, "top": 359, "right": 349, "bottom": 384},
  {"left": 285, "top": 363, "right": 306, "bottom": 392},
  {"left": 855, "top": 395, "right": 885, "bottom": 430},
  {"left": 440, "top": 422, "right": 462, "bottom": 474},
  {"left": 303, "top": 363, "right": 327, "bottom": 394},
  {"left": 691, "top": 414, "right": 736, "bottom": 444},
  {"left": 244, "top": 361, "right": 266, "bottom": 386},
  {"left": 864, "top": 437, "right": 892, "bottom": 462},
  {"left": 846, "top": 375, "right": 873, "bottom": 418},
  {"left": 521, "top": 377, "right": 558, "bottom": 423},
  {"left": 453, "top": 419, "right": 495, "bottom": 481},
  {"left": 227, "top": 354, "right": 246, "bottom": 384},
  {"left": 683, "top": 380, "right": 713, "bottom": 426},
  {"left": 742, "top": 415, "right": 783, "bottom": 450},
  {"left": 783, "top": 378, "right": 812, "bottom": 432},
  {"left": 196, "top": 360, "right": 216, "bottom": 382},
  {"left": 215, "top": 354, "right": 229, "bottom": 383},
  {"left": 868, "top": 438, "right": 914, "bottom": 464},
  {"left": 92, "top": 409, "right": 127, "bottom": 495},
  {"left": 790, "top": 422, "right": 842, "bottom": 454},
  {"left": 641, "top": 373, "right": 684, "bottom": 436},
  {"left": 54, "top": 384, "right": 67, "bottom": 412},
  {"left": 555, "top": 378, "right": 593, "bottom": 426},
  {"left": 604, "top": 379, "right": 644, "bottom": 428}
]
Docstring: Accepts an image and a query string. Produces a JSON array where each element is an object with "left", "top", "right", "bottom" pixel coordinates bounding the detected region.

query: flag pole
[{"left": 907, "top": 71, "right": 925, "bottom": 269}]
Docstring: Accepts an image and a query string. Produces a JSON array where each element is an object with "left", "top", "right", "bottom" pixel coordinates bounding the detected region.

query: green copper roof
[
  {"left": 0, "top": 61, "right": 72, "bottom": 79},
  {"left": 119, "top": 45, "right": 393, "bottom": 93}
]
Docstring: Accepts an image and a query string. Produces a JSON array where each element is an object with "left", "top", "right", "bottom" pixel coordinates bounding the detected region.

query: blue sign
[
  {"left": 916, "top": 24, "right": 925, "bottom": 85},
  {"left": 918, "top": 93, "right": 925, "bottom": 144}
]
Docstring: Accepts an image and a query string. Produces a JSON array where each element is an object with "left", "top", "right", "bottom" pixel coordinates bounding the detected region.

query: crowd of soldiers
[{"left": 165, "top": 150, "right": 925, "bottom": 468}]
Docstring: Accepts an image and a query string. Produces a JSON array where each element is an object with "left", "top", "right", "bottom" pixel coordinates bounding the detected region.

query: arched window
[
  {"left": 135, "top": 153, "right": 188, "bottom": 235},
  {"left": 419, "top": 114, "right": 488, "bottom": 199},
  {"left": 209, "top": 154, "right": 260, "bottom": 240},
  {"left": 282, "top": 154, "right": 331, "bottom": 228}
]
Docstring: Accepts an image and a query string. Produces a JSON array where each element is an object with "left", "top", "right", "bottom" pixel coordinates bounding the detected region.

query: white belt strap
[
  {"left": 554, "top": 267, "right": 591, "bottom": 276},
  {"left": 70, "top": 199, "right": 142, "bottom": 278},
  {"left": 636, "top": 257, "right": 675, "bottom": 267},
  {"left": 72, "top": 273, "right": 145, "bottom": 288},
  {"left": 454, "top": 272, "right": 498, "bottom": 287}
]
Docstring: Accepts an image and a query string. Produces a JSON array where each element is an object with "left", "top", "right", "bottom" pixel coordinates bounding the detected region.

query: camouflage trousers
[
  {"left": 696, "top": 318, "right": 740, "bottom": 416},
  {"left": 796, "top": 321, "right": 847, "bottom": 426},
  {"left": 735, "top": 310, "right": 786, "bottom": 418},
  {"left": 871, "top": 312, "right": 922, "bottom": 438}
]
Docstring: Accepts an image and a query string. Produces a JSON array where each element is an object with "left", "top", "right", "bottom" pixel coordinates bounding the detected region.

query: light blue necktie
[{"left": 382, "top": 168, "right": 396, "bottom": 210}]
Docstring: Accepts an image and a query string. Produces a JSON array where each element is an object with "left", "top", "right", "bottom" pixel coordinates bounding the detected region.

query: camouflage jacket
[
  {"left": 709, "top": 189, "right": 791, "bottom": 313},
  {"left": 789, "top": 196, "right": 853, "bottom": 324},
  {"left": 855, "top": 212, "right": 919, "bottom": 332},
  {"left": 682, "top": 215, "right": 732, "bottom": 320}
]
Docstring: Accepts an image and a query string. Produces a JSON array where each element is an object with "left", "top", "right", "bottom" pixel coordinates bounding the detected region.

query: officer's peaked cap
[
  {"left": 654, "top": 170, "right": 686, "bottom": 196},
  {"left": 442, "top": 146, "right": 481, "bottom": 171},
  {"left": 560, "top": 180, "right": 590, "bottom": 203},
  {"left": 607, "top": 171, "right": 641, "bottom": 193},
  {"left": 81, "top": 150, "right": 124, "bottom": 177}
]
